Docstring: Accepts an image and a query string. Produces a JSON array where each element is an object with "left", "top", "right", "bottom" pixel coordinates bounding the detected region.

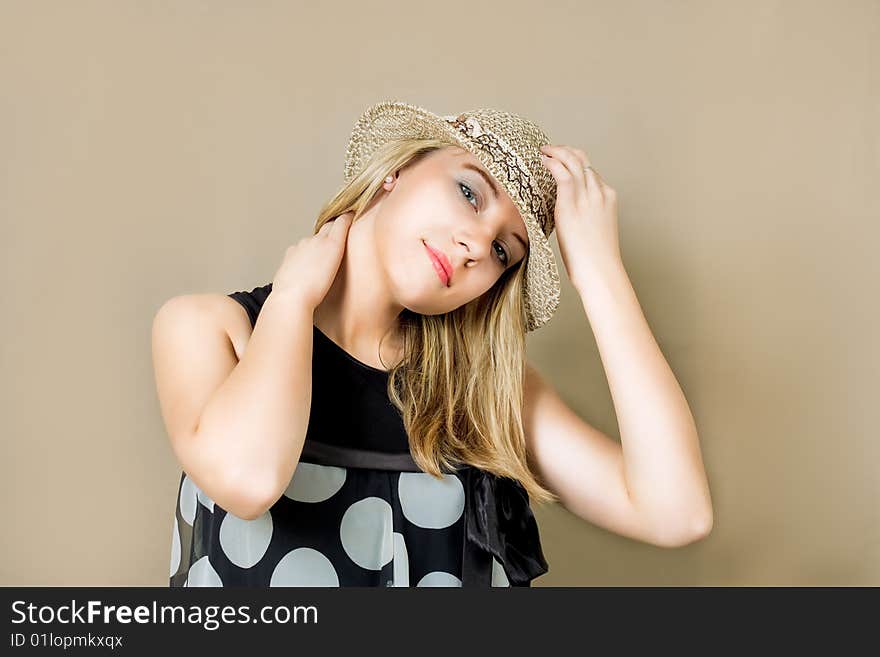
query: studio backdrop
[{"left": 1, "top": 0, "right": 876, "bottom": 586}]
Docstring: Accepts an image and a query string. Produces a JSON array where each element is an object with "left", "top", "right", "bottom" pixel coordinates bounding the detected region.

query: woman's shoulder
[{"left": 220, "top": 283, "right": 273, "bottom": 359}]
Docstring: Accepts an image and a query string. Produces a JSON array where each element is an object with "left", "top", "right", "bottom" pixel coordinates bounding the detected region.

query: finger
[
  {"left": 321, "top": 216, "right": 348, "bottom": 244},
  {"left": 540, "top": 145, "right": 587, "bottom": 181},
  {"left": 538, "top": 150, "right": 574, "bottom": 194},
  {"left": 540, "top": 144, "right": 588, "bottom": 207},
  {"left": 557, "top": 145, "right": 604, "bottom": 202},
  {"left": 571, "top": 147, "right": 593, "bottom": 175},
  {"left": 332, "top": 212, "right": 352, "bottom": 237},
  {"left": 316, "top": 221, "right": 334, "bottom": 237},
  {"left": 571, "top": 147, "right": 610, "bottom": 196}
]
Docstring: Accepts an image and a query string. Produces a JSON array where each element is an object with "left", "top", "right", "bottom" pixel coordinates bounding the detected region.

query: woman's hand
[
  {"left": 539, "top": 144, "right": 622, "bottom": 284},
  {"left": 271, "top": 211, "right": 353, "bottom": 309}
]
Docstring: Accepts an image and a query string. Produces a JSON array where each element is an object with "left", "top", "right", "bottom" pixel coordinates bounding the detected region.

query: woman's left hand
[{"left": 539, "top": 144, "right": 622, "bottom": 283}]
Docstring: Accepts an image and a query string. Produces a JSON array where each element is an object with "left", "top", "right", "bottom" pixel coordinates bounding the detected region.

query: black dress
[{"left": 168, "top": 284, "right": 548, "bottom": 587}]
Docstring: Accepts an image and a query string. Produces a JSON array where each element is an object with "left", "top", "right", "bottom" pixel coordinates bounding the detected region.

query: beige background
[{"left": 1, "top": 1, "right": 876, "bottom": 586}]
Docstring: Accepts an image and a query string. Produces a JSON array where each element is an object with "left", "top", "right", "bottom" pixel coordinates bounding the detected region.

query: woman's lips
[{"left": 423, "top": 240, "right": 451, "bottom": 286}]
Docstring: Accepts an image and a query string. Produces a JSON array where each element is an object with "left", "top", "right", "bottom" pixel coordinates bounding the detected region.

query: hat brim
[{"left": 344, "top": 100, "right": 561, "bottom": 331}]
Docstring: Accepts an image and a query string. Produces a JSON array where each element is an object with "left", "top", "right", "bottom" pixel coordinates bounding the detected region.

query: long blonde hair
[{"left": 313, "top": 137, "right": 558, "bottom": 504}]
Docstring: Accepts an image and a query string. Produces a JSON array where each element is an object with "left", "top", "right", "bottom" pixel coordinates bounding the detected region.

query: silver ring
[{"left": 583, "top": 166, "right": 595, "bottom": 174}]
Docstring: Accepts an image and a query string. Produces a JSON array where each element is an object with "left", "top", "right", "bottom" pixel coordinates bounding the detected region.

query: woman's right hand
[{"left": 271, "top": 211, "right": 354, "bottom": 310}]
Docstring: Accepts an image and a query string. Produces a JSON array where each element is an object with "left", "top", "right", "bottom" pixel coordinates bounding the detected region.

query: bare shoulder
[{"left": 154, "top": 293, "right": 254, "bottom": 361}]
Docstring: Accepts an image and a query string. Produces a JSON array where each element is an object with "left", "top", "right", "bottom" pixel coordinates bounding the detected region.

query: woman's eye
[
  {"left": 459, "top": 181, "right": 478, "bottom": 208},
  {"left": 459, "top": 181, "right": 508, "bottom": 266}
]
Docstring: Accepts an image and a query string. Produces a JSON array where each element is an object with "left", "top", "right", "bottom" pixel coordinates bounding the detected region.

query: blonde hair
[{"left": 313, "top": 137, "right": 558, "bottom": 504}]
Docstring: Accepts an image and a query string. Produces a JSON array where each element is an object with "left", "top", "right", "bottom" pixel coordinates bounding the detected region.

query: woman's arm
[
  {"left": 523, "top": 258, "right": 712, "bottom": 547},
  {"left": 152, "top": 288, "right": 315, "bottom": 520},
  {"left": 573, "top": 257, "right": 713, "bottom": 543},
  {"left": 531, "top": 144, "right": 713, "bottom": 546}
]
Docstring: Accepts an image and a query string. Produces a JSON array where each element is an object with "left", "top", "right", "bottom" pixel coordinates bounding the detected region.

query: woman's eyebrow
[{"left": 461, "top": 163, "right": 499, "bottom": 200}]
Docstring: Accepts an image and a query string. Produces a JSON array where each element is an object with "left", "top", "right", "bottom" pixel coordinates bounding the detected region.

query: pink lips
[{"left": 423, "top": 240, "right": 452, "bottom": 286}]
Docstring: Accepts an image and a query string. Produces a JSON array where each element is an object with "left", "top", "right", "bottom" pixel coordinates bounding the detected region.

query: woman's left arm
[{"left": 538, "top": 144, "right": 713, "bottom": 543}]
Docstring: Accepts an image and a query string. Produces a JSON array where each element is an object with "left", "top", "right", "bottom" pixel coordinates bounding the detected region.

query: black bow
[{"left": 462, "top": 466, "right": 549, "bottom": 586}]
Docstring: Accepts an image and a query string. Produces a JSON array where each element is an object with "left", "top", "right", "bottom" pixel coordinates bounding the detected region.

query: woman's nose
[{"left": 456, "top": 227, "right": 494, "bottom": 261}]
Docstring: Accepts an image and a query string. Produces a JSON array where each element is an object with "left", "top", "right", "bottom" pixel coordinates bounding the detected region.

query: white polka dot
[
  {"left": 392, "top": 532, "right": 409, "bottom": 587},
  {"left": 417, "top": 570, "right": 462, "bottom": 587},
  {"left": 169, "top": 516, "right": 181, "bottom": 577},
  {"left": 283, "top": 462, "right": 347, "bottom": 502},
  {"left": 186, "top": 556, "right": 223, "bottom": 587},
  {"left": 270, "top": 548, "right": 339, "bottom": 586},
  {"left": 339, "top": 496, "right": 393, "bottom": 570},
  {"left": 179, "top": 475, "right": 198, "bottom": 526},
  {"left": 491, "top": 557, "right": 510, "bottom": 587},
  {"left": 398, "top": 472, "right": 465, "bottom": 529},
  {"left": 219, "top": 510, "right": 274, "bottom": 568}
]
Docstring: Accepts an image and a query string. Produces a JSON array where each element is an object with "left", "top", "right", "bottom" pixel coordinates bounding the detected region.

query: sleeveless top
[{"left": 168, "top": 283, "right": 549, "bottom": 587}]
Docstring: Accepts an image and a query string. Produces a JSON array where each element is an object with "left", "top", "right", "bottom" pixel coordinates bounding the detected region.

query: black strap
[{"left": 299, "top": 438, "right": 425, "bottom": 472}]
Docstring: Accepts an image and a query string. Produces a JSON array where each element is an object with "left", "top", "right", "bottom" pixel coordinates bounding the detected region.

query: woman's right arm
[
  {"left": 153, "top": 212, "right": 353, "bottom": 520},
  {"left": 151, "top": 288, "right": 315, "bottom": 521}
]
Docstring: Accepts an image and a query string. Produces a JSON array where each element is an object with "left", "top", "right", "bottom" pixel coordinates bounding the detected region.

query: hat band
[{"left": 443, "top": 114, "right": 551, "bottom": 238}]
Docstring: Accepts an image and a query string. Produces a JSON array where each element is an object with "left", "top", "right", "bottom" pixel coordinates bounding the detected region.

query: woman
[{"left": 152, "top": 100, "right": 714, "bottom": 587}]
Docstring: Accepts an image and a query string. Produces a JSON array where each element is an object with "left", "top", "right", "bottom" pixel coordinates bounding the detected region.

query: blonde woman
[{"left": 152, "top": 101, "right": 713, "bottom": 587}]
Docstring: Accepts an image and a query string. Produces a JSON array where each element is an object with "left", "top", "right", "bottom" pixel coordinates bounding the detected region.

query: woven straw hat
[{"left": 342, "top": 100, "right": 561, "bottom": 332}]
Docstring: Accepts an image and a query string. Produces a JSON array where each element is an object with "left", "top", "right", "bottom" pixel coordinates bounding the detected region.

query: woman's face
[{"left": 373, "top": 145, "right": 530, "bottom": 317}]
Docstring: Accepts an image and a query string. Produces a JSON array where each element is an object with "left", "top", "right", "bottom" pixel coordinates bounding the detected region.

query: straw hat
[{"left": 342, "top": 100, "right": 561, "bottom": 332}]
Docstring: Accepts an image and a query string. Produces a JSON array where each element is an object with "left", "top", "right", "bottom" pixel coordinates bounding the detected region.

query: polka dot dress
[
  {"left": 169, "top": 462, "right": 510, "bottom": 587},
  {"left": 168, "top": 284, "right": 516, "bottom": 587}
]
